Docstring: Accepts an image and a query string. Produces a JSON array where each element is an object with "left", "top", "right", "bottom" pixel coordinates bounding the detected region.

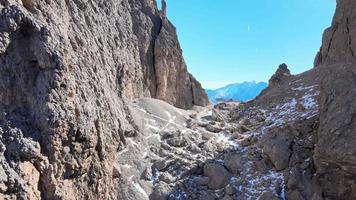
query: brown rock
[
  {"left": 314, "top": 0, "right": 356, "bottom": 67},
  {"left": 261, "top": 134, "right": 291, "bottom": 171}
]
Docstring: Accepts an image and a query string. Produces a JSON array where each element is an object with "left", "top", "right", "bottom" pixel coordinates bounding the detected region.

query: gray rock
[
  {"left": 150, "top": 183, "right": 172, "bottom": 200},
  {"left": 206, "top": 124, "right": 222, "bottom": 133},
  {"left": 262, "top": 135, "right": 291, "bottom": 171},
  {"left": 194, "top": 176, "right": 210, "bottom": 186},
  {"left": 224, "top": 153, "right": 244, "bottom": 175},
  {"left": 203, "top": 163, "right": 231, "bottom": 190}
]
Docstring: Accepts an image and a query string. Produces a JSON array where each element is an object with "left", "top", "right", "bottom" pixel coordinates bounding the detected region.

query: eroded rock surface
[{"left": 0, "top": 0, "right": 208, "bottom": 199}]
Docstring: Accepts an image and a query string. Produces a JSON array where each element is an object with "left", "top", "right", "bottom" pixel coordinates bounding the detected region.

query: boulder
[
  {"left": 261, "top": 134, "right": 291, "bottom": 171},
  {"left": 149, "top": 183, "right": 172, "bottom": 200},
  {"left": 224, "top": 153, "right": 244, "bottom": 175},
  {"left": 203, "top": 163, "right": 231, "bottom": 190}
]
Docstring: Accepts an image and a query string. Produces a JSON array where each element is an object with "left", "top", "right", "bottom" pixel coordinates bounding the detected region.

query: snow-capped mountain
[{"left": 206, "top": 81, "right": 268, "bottom": 103}]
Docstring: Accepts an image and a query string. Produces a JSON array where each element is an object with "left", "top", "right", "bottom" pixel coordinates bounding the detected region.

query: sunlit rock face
[{"left": 314, "top": 0, "right": 356, "bottom": 67}]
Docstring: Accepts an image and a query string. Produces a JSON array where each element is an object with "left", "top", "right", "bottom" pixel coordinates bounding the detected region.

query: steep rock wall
[
  {"left": 0, "top": 0, "right": 208, "bottom": 199},
  {"left": 314, "top": 0, "right": 356, "bottom": 66},
  {"left": 314, "top": 0, "right": 356, "bottom": 199}
]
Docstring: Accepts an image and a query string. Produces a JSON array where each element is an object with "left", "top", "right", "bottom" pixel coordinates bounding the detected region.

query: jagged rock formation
[
  {"left": 314, "top": 0, "right": 356, "bottom": 66},
  {"left": 1, "top": 0, "right": 356, "bottom": 199},
  {"left": 0, "top": 0, "right": 208, "bottom": 199},
  {"left": 268, "top": 63, "right": 291, "bottom": 87}
]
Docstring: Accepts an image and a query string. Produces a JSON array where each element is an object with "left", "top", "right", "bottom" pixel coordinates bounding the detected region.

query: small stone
[
  {"left": 224, "top": 184, "right": 236, "bottom": 195},
  {"left": 202, "top": 131, "right": 215, "bottom": 140},
  {"left": 194, "top": 176, "right": 210, "bottom": 186},
  {"left": 258, "top": 191, "right": 279, "bottom": 200},
  {"left": 224, "top": 153, "right": 244, "bottom": 175},
  {"left": 206, "top": 124, "right": 222, "bottom": 133},
  {"left": 159, "top": 172, "right": 175, "bottom": 184},
  {"left": 154, "top": 160, "right": 168, "bottom": 171}
]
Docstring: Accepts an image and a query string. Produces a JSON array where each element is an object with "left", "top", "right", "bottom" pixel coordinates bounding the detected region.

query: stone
[
  {"left": 262, "top": 134, "right": 291, "bottom": 171},
  {"left": 268, "top": 63, "right": 292, "bottom": 87},
  {"left": 194, "top": 176, "right": 210, "bottom": 186},
  {"left": 221, "top": 195, "right": 234, "bottom": 200},
  {"left": 206, "top": 124, "right": 222, "bottom": 133},
  {"left": 203, "top": 163, "right": 231, "bottom": 190},
  {"left": 149, "top": 183, "right": 172, "bottom": 200},
  {"left": 224, "top": 184, "right": 236, "bottom": 195},
  {"left": 159, "top": 172, "right": 175, "bottom": 184},
  {"left": 167, "top": 136, "right": 187, "bottom": 147},
  {"left": 224, "top": 153, "right": 244, "bottom": 175},
  {"left": 202, "top": 131, "right": 215, "bottom": 140},
  {"left": 154, "top": 160, "right": 168, "bottom": 171},
  {"left": 258, "top": 191, "right": 279, "bottom": 200}
]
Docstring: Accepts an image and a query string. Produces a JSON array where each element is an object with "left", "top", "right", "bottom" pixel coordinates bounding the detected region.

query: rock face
[
  {"left": 0, "top": 0, "right": 208, "bottom": 199},
  {"left": 154, "top": 18, "right": 210, "bottom": 108},
  {"left": 314, "top": 0, "right": 356, "bottom": 67},
  {"left": 313, "top": 0, "right": 356, "bottom": 198},
  {"left": 314, "top": 64, "right": 356, "bottom": 199}
]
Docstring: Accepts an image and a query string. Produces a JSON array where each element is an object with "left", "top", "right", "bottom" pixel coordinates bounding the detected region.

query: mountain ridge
[{"left": 206, "top": 81, "right": 268, "bottom": 103}]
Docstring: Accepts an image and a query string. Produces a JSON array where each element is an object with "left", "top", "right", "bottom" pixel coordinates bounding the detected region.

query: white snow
[
  {"left": 133, "top": 182, "right": 149, "bottom": 199},
  {"left": 292, "top": 85, "right": 318, "bottom": 91},
  {"left": 215, "top": 132, "right": 240, "bottom": 147},
  {"left": 301, "top": 93, "right": 318, "bottom": 109}
]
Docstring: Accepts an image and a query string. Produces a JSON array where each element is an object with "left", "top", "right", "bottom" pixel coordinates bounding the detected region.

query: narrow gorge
[{"left": 0, "top": 0, "right": 355, "bottom": 200}]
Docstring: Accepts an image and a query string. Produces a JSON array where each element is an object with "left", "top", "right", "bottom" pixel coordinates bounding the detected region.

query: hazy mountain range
[{"left": 206, "top": 81, "right": 268, "bottom": 103}]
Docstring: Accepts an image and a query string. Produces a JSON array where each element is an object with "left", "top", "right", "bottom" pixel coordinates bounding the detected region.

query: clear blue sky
[{"left": 157, "top": 0, "right": 336, "bottom": 89}]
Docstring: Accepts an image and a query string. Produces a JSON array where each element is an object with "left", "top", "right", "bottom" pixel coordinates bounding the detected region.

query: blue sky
[{"left": 157, "top": 0, "right": 336, "bottom": 89}]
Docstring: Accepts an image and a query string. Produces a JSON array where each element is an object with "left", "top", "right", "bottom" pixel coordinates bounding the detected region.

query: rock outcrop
[
  {"left": 0, "top": 0, "right": 208, "bottom": 199},
  {"left": 314, "top": 0, "right": 356, "bottom": 67},
  {"left": 314, "top": 64, "right": 356, "bottom": 199},
  {"left": 312, "top": 0, "right": 356, "bottom": 198}
]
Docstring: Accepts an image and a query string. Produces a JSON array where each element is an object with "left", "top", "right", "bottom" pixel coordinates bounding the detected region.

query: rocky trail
[{"left": 116, "top": 73, "right": 321, "bottom": 200}]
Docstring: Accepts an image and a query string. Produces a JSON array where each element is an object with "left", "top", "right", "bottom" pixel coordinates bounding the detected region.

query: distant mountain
[{"left": 206, "top": 81, "right": 268, "bottom": 103}]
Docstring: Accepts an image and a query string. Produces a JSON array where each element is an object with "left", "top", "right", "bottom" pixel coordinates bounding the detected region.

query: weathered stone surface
[
  {"left": 261, "top": 133, "right": 291, "bottom": 171},
  {"left": 314, "top": 64, "right": 356, "bottom": 199},
  {"left": 203, "top": 162, "right": 231, "bottom": 190},
  {"left": 268, "top": 63, "right": 292, "bottom": 88},
  {"left": 314, "top": 0, "right": 356, "bottom": 67},
  {"left": 154, "top": 17, "right": 210, "bottom": 109},
  {"left": 0, "top": 0, "right": 208, "bottom": 199}
]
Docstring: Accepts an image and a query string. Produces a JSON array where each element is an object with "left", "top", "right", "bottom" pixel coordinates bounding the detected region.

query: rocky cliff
[
  {"left": 314, "top": 0, "right": 356, "bottom": 67},
  {"left": 0, "top": 0, "right": 208, "bottom": 199},
  {"left": 313, "top": 0, "right": 356, "bottom": 198},
  {"left": 1, "top": 0, "right": 356, "bottom": 200}
]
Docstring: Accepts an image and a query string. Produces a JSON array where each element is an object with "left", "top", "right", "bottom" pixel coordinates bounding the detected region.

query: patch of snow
[
  {"left": 301, "top": 94, "right": 317, "bottom": 109},
  {"left": 215, "top": 132, "right": 240, "bottom": 148},
  {"left": 121, "top": 164, "right": 131, "bottom": 168},
  {"left": 292, "top": 85, "right": 318, "bottom": 91},
  {"left": 133, "top": 182, "right": 149, "bottom": 199}
]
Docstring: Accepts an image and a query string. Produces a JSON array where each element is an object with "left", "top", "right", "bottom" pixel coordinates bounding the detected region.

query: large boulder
[
  {"left": 203, "top": 163, "right": 231, "bottom": 190},
  {"left": 261, "top": 133, "right": 291, "bottom": 171}
]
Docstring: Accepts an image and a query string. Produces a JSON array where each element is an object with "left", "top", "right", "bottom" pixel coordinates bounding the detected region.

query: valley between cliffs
[{"left": 0, "top": 0, "right": 356, "bottom": 200}]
